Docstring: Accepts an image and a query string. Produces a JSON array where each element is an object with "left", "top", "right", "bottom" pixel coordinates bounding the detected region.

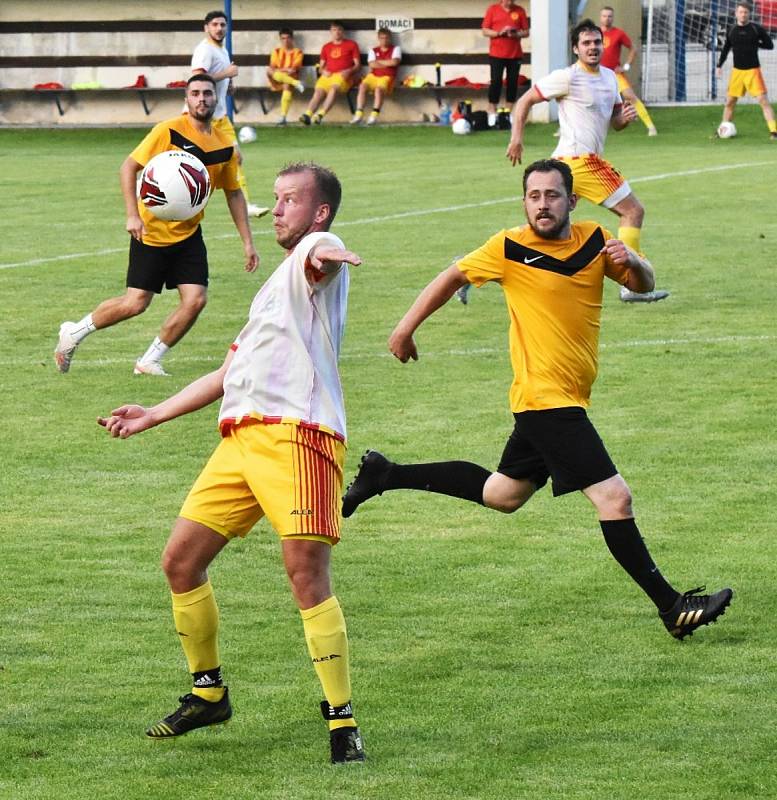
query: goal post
[{"left": 641, "top": 0, "right": 777, "bottom": 104}]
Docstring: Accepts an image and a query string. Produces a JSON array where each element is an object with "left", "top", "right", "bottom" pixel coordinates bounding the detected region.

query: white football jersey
[
  {"left": 190, "top": 38, "right": 231, "bottom": 118},
  {"left": 218, "top": 232, "right": 350, "bottom": 441},
  {"left": 535, "top": 63, "right": 621, "bottom": 157}
]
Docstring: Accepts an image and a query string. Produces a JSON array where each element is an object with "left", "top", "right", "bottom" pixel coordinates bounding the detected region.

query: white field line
[
  {"left": 13, "top": 333, "right": 776, "bottom": 370},
  {"left": 2, "top": 159, "right": 775, "bottom": 271}
]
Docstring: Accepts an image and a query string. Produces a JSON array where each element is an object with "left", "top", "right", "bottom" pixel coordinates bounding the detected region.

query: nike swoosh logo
[
  {"left": 183, "top": 144, "right": 195, "bottom": 150},
  {"left": 523, "top": 255, "right": 543, "bottom": 264}
]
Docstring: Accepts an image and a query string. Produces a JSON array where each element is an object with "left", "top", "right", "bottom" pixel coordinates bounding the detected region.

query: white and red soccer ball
[{"left": 138, "top": 150, "right": 211, "bottom": 221}]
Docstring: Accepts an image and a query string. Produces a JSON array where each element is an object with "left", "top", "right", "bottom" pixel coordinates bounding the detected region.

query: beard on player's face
[
  {"left": 186, "top": 92, "right": 216, "bottom": 121},
  {"left": 528, "top": 209, "right": 570, "bottom": 239}
]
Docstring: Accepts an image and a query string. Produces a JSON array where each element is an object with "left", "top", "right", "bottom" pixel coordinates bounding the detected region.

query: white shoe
[
  {"left": 247, "top": 204, "right": 270, "bottom": 218},
  {"left": 295, "top": 81, "right": 305, "bottom": 94},
  {"left": 54, "top": 321, "right": 79, "bottom": 373},
  {"left": 350, "top": 114, "right": 363, "bottom": 125},
  {"left": 133, "top": 360, "right": 170, "bottom": 376},
  {"left": 366, "top": 115, "right": 378, "bottom": 126},
  {"left": 648, "top": 126, "right": 658, "bottom": 136},
  {"left": 619, "top": 286, "right": 670, "bottom": 303},
  {"left": 487, "top": 113, "right": 497, "bottom": 128}
]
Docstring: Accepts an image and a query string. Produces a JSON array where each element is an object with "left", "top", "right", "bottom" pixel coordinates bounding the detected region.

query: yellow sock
[
  {"left": 280, "top": 89, "right": 292, "bottom": 117},
  {"left": 171, "top": 580, "right": 224, "bottom": 702},
  {"left": 300, "top": 596, "right": 355, "bottom": 731},
  {"left": 633, "top": 98, "right": 655, "bottom": 131},
  {"left": 618, "top": 226, "right": 642, "bottom": 253},
  {"left": 768, "top": 119, "right": 777, "bottom": 133},
  {"left": 354, "top": 109, "right": 364, "bottom": 120},
  {"left": 271, "top": 70, "right": 298, "bottom": 87}
]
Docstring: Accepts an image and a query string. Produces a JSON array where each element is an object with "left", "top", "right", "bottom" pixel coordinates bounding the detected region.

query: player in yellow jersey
[
  {"left": 190, "top": 9, "right": 269, "bottom": 217},
  {"left": 267, "top": 28, "right": 305, "bottom": 126},
  {"left": 344, "top": 159, "right": 733, "bottom": 643},
  {"left": 54, "top": 75, "right": 258, "bottom": 377}
]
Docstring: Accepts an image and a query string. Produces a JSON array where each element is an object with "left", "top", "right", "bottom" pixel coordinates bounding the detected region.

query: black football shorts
[
  {"left": 497, "top": 407, "right": 618, "bottom": 496},
  {"left": 126, "top": 226, "right": 208, "bottom": 293}
]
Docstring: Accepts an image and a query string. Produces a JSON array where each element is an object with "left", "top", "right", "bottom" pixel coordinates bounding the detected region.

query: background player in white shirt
[
  {"left": 506, "top": 18, "right": 668, "bottom": 303},
  {"left": 97, "top": 162, "right": 366, "bottom": 764},
  {"left": 191, "top": 10, "right": 268, "bottom": 218}
]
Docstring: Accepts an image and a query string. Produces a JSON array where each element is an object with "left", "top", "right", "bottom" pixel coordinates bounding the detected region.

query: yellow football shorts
[
  {"left": 361, "top": 73, "right": 394, "bottom": 94},
  {"left": 558, "top": 154, "right": 632, "bottom": 209},
  {"left": 727, "top": 67, "right": 768, "bottom": 98},
  {"left": 180, "top": 420, "right": 345, "bottom": 544},
  {"left": 314, "top": 73, "right": 353, "bottom": 93},
  {"left": 211, "top": 115, "right": 238, "bottom": 144}
]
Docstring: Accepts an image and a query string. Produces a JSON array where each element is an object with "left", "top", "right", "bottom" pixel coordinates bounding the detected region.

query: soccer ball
[
  {"left": 138, "top": 150, "right": 211, "bottom": 221},
  {"left": 717, "top": 121, "right": 737, "bottom": 139},
  {"left": 452, "top": 117, "right": 472, "bottom": 135},
  {"left": 238, "top": 125, "right": 257, "bottom": 144}
]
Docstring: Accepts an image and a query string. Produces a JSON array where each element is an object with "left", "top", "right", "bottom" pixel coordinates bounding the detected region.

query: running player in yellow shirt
[
  {"left": 344, "top": 158, "right": 732, "bottom": 643},
  {"left": 55, "top": 75, "right": 258, "bottom": 377}
]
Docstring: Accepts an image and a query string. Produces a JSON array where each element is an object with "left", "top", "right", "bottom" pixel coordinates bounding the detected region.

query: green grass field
[{"left": 2, "top": 107, "right": 776, "bottom": 800}]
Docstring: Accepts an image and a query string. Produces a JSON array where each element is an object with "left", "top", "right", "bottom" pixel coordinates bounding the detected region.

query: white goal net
[{"left": 642, "top": 0, "right": 777, "bottom": 103}]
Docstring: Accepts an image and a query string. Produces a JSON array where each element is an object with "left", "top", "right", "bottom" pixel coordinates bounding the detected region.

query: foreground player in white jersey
[
  {"left": 97, "top": 162, "right": 366, "bottom": 764},
  {"left": 506, "top": 18, "right": 668, "bottom": 303},
  {"left": 190, "top": 9, "right": 268, "bottom": 218}
]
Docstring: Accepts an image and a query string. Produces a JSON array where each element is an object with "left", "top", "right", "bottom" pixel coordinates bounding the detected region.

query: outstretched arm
[
  {"left": 388, "top": 264, "right": 469, "bottom": 362},
  {"left": 307, "top": 244, "right": 362, "bottom": 275},
  {"left": 97, "top": 350, "right": 234, "bottom": 438}
]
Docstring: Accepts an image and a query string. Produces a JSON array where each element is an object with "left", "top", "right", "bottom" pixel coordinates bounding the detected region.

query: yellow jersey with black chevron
[
  {"left": 457, "top": 221, "right": 630, "bottom": 412},
  {"left": 130, "top": 114, "right": 240, "bottom": 246}
]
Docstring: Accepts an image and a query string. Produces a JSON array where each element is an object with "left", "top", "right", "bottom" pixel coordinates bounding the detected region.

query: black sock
[
  {"left": 600, "top": 519, "right": 679, "bottom": 611},
  {"left": 383, "top": 461, "right": 490, "bottom": 505}
]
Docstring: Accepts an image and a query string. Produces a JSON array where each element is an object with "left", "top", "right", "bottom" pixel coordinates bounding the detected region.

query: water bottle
[{"left": 439, "top": 103, "right": 452, "bottom": 125}]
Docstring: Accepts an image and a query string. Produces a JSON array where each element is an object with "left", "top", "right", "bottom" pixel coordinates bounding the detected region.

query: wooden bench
[{"left": 0, "top": 14, "right": 532, "bottom": 123}]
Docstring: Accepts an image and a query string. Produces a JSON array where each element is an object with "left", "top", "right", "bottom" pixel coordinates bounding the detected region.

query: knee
[
  {"left": 288, "top": 566, "right": 331, "bottom": 609},
  {"left": 123, "top": 295, "right": 151, "bottom": 317},
  {"left": 183, "top": 293, "right": 207, "bottom": 316},
  {"left": 629, "top": 202, "right": 645, "bottom": 227},
  {"left": 601, "top": 485, "right": 633, "bottom": 518},
  {"left": 160, "top": 544, "right": 185, "bottom": 584},
  {"left": 488, "top": 497, "right": 523, "bottom": 514}
]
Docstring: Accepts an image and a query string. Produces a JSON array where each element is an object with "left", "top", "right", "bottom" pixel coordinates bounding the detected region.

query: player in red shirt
[
  {"left": 600, "top": 6, "right": 657, "bottom": 135},
  {"left": 300, "top": 22, "right": 361, "bottom": 125},
  {"left": 351, "top": 28, "right": 402, "bottom": 125},
  {"left": 481, "top": 1, "right": 529, "bottom": 127}
]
